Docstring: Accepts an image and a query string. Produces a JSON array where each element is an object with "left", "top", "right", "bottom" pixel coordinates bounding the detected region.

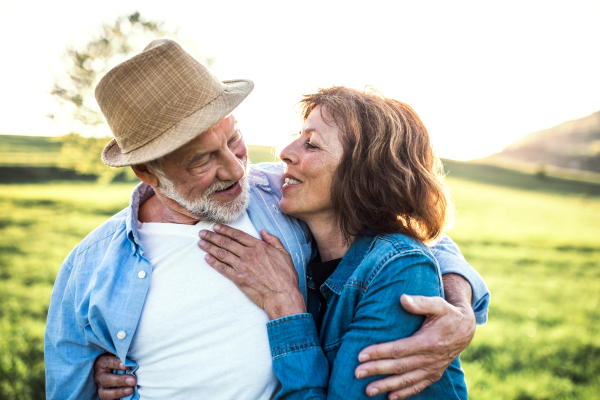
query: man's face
[{"left": 152, "top": 114, "right": 250, "bottom": 223}]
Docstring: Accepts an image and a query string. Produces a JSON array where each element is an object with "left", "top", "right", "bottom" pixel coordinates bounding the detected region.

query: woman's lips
[{"left": 282, "top": 177, "right": 302, "bottom": 190}]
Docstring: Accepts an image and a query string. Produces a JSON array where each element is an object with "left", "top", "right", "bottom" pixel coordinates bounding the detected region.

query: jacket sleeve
[
  {"left": 430, "top": 235, "right": 490, "bottom": 325},
  {"left": 44, "top": 258, "right": 103, "bottom": 400},
  {"left": 266, "top": 251, "right": 464, "bottom": 399}
]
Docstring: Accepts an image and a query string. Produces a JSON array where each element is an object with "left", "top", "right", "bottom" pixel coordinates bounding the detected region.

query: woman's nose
[{"left": 279, "top": 141, "right": 299, "bottom": 165}]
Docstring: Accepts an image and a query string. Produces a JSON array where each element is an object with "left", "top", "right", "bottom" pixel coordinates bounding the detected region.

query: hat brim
[{"left": 101, "top": 79, "right": 254, "bottom": 167}]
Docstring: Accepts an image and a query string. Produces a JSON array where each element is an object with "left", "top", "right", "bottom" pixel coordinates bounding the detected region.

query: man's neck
[{"left": 138, "top": 193, "right": 200, "bottom": 225}]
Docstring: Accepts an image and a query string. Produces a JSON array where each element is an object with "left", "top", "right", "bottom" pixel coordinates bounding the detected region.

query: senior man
[{"left": 45, "top": 39, "right": 489, "bottom": 400}]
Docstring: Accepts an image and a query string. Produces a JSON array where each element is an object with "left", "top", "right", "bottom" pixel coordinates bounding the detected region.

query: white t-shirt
[{"left": 128, "top": 212, "right": 278, "bottom": 399}]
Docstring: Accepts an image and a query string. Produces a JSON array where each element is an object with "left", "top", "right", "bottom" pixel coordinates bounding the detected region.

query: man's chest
[{"left": 126, "top": 217, "right": 278, "bottom": 399}]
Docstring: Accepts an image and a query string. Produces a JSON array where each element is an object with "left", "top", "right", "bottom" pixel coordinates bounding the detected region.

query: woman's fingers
[
  {"left": 97, "top": 371, "right": 136, "bottom": 388},
  {"left": 204, "top": 251, "right": 238, "bottom": 281},
  {"left": 260, "top": 229, "right": 286, "bottom": 251},
  {"left": 199, "top": 238, "right": 243, "bottom": 270},
  {"left": 94, "top": 354, "right": 136, "bottom": 400},
  {"left": 94, "top": 353, "right": 126, "bottom": 372},
  {"left": 199, "top": 229, "right": 247, "bottom": 259},
  {"left": 213, "top": 224, "right": 258, "bottom": 246},
  {"left": 99, "top": 386, "right": 134, "bottom": 400}
]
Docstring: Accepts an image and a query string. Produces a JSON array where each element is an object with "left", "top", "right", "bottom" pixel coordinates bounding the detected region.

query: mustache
[
  {"left": 204, "top": 179, "right": 239, "bottom": 195},
  {"left": 204, "top": 156, "right": 247, "bottom": 196}
]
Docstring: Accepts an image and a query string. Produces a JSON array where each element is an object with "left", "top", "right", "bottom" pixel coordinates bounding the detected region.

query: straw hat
[{"left": 96, "top": 39, "right": 254, "bottom": 167}]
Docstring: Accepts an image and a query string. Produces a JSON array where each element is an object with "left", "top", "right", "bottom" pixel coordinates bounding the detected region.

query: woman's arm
[{"left": 199, "top": 227, "right": 465, "bottom": 399}]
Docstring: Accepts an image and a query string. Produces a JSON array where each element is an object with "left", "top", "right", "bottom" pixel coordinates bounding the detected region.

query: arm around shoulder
[
  {"left": 327, "top": 250, "right": 454, "bottom": 399},
  {"left": 431, "top": 235, "right": 490, "bottom": 324}
]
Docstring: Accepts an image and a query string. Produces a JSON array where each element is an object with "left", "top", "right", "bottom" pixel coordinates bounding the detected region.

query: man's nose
[{"left": 216, "top": 150, "right": 246, "bottom": 182}]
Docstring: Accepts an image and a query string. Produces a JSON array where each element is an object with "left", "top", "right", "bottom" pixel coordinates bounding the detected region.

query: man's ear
[{"left": 131, "top": 164, "right": 160, "bottom": 187}]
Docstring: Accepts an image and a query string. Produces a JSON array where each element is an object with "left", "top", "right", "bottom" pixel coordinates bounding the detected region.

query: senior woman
[{"left": 196, "top": 86, "right": 468, "bottom": 399}]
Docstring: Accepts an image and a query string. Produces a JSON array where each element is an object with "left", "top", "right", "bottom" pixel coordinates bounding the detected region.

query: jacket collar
[{"left": 324, "top": 233, "right": 378, "bottom": 295}]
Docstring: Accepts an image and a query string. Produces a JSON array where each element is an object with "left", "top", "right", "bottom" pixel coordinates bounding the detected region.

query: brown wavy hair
[{"left": 298, "top": 86, "right": 454, "bottom": 244}]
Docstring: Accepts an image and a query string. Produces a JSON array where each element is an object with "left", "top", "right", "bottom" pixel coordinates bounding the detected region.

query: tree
[{"left": 49, "top": 12, "right": 213, "bottom": 183}]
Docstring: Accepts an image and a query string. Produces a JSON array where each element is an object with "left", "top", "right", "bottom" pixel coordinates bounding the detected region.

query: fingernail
[
  {"left": 199, "top": 240, "right": 206, "bottom": 247},
  {"left": 369, "top": 388, "right": 379, "bottom": 396},
  {"left": 404, "top": 294, "right": 414, "bottom": 304},
  {"left": 205, "top": 254, "right": 212, "bottom": 261},
  {"left": 199, "top": 230, "right": 206, "bottom": 238},
  {"left": 124, "top": 387, "right": 133, "bottom": 395},
  {"left": 356, "top": 371, "right": 367, "bottom": 379},
  {"left": 119, "top": 362, "right": 125, "bottom": 369},
  {"left": 390, "top": 396, "right": 398, "bottom": 400},
  {"left": 359, "top": 354, "right": 370, "bottom": 362},
  {"left": 214, "top": 224, "right": 221, "bottom": 231},
  {"left": 126, "top": 377, "right": 135, "bottom": 385}
]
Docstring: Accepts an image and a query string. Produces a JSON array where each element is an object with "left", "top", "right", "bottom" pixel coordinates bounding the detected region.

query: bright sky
[{"left": 1, "top": 0, "right": 599, "bottom": 160}]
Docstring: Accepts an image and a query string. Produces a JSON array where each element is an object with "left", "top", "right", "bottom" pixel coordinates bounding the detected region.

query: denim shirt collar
[
  {"left": 125, "top": 183, "right": 155, "bottom": 250},
  {"left": 322, "top": 233, "right": 377, "bottom": 295}
]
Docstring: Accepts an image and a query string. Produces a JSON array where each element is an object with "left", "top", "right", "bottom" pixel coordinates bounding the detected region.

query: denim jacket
[
  {"left": 44, "top": 162, "right": 487, "bottom": 399},
  {"left": 267, "top": 233, "right": 468, "bottom": 399}
]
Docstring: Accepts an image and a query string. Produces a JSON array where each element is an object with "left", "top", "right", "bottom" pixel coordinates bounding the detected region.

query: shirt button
[
  {"left": 133, "top": 238, "right": 139, "bottom": 245},
  {"left": 117, "top": 331, "right": 126, "bottom": 340},
  {"left": 138, "top": 271, "right": 146, "bottom": 279}
]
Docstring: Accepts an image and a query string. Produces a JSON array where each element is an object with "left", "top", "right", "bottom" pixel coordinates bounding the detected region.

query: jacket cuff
[{"left": 267, "top": 313, "right": 320, "bottom": 357}]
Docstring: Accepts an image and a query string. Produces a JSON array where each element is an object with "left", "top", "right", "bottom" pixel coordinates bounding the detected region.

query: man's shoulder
[
  {"left": 250, "top": 161, "right": 285, "bottom": 175},
  {"left": 64, "top": 208, "right": 130, "bottom": 267},
  {"left": 249, "top": 162, "right": 285, "bottom": 197}
]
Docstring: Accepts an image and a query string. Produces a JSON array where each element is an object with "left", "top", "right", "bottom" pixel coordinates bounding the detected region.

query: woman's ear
[{"left": 131, "top": 164, "right": 160, "bottom": 187}]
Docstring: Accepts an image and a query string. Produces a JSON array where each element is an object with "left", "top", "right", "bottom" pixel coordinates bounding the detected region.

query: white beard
[{"left": 157, "top": 173, "right": 250, "bottom": 224}]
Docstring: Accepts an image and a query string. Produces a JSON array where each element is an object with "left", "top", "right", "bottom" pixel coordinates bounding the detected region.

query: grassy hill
[{"left": 487, "top": 111, "right": 600, "bottom": 173}]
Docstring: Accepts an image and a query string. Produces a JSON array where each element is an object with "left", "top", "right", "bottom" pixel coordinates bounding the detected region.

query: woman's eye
[{"left": 305, "top": 141, "right": 318, "bottom": 149}]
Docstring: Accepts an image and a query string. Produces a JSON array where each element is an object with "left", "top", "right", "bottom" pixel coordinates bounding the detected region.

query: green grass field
[{"left": 0, "top": 156, "right": 599, "bottom": 399}]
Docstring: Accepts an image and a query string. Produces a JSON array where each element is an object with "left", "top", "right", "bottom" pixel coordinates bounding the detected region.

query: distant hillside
[
  {"left": 0, "top": 134, "right": 278, "bottom": 183},
  {"left": 0, "top": 135, "right": 64, "bottom": 167},
  {"left": 487, "top": 111, "right": 600, "bottom": 173}
]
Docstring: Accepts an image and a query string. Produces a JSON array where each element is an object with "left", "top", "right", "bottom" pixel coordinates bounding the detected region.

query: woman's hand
[
  {"left": 199, "top": 224, "right": 306, "bottom": 320},
  {"left": 94, "top": 353, "right": 136, "bottom": 400}
]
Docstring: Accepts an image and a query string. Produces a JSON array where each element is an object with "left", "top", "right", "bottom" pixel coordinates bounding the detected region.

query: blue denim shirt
[
  {"left": 44, "top": 162, "right": 488, "bottom": 399},
  {"left": 267, "top": 233, "right": 468, "bottom": 399}
]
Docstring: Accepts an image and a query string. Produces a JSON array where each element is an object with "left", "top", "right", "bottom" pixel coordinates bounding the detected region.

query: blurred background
[{"left": 0, "top": 1, "right": 599, "bottom": 399}]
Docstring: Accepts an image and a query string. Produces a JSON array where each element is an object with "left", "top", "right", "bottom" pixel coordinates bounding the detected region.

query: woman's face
[{"left": 279, "top": 105, "right": 344, "bottom": 222}]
